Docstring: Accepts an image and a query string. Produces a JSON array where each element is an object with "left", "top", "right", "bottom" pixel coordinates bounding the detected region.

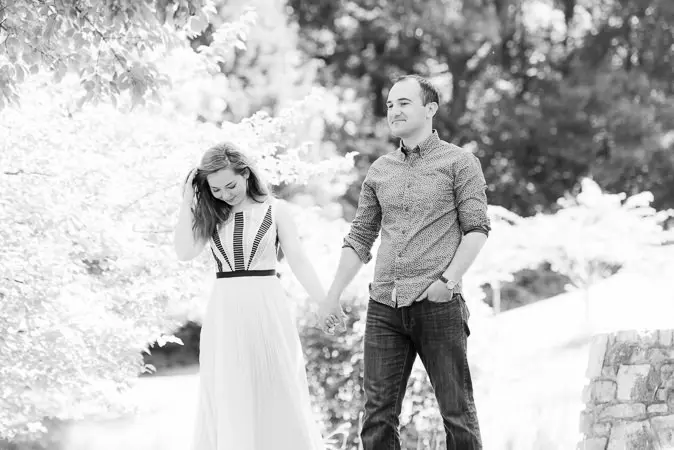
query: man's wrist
[{"left": 439, "top": 275, "right": 459, "bottom": 291}]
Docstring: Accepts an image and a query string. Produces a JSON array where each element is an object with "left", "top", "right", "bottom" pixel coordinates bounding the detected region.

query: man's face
[{"left": 386, "top": 79, "right": 431, "bottom": 139}]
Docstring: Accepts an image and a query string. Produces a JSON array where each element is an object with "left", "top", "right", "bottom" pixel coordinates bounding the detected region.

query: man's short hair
[{"left": 395, "top": 75, "right": 440, "bottom": 106}]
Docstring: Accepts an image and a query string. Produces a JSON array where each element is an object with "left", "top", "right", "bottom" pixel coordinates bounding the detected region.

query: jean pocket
[{"left": 455, "top": 294, "right": 471, "bottom": 337}]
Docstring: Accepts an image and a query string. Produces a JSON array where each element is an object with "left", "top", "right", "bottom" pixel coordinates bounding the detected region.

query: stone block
[
  {"left": 639, "top": 329, "right": 660, "bottom": 346},
  {"left": 647, "top": 403, "right": 668, "bottom": 414},
  {"left": 602, "top": 365, "right": 618, "bottom": 379},
  {"left": 593, "top": 422, "right": 612, "bottom": 437},
  {"left": 659, "top": 330, "right": 673, "bottom": 347},
  {"left": 647, "top": 348, "right": 674, "bottom": 364},
  {"left": 628, "top": 346, "right": 649, "bottom": 364},
  {"left": 655, "top": 388, "right": 669, "bottom": 402},
  {"left": 607, "top": 342, "right": 641, "bottom": 366},
  {"left": 607, "top": 420, "right": 657, "bottom": 450},
  {"left": 582, "top": 384, "right": 592, "bottom": 403},
  {"left": 592, "top": 380, "right": 617, "bottom": 403},
  {"left": 650, "top": 414, "right": 674, "bottom": 448},
  {"left": 587, "top": 334, "right": 609, "bottom": 379},
  {"left": 579, "top": 437, "right": 607, "bottom": 450},
  {"left": 669, "top": 392, "right": 674, "bottom": 410},
  {"left": 616, "top": 365, "right": 653, "bottom": 401},
  {"left": 580, "top": 411, "right": 595, "bottom": 435},
  {"left": 662, "top": 364, "right": 674, "bottom": 382},
  {"left": 617, "top": 330, "right": 639, "bottom": 342},
  {"left": 599, "top": 403, "right": 646, "bottom": 421}
]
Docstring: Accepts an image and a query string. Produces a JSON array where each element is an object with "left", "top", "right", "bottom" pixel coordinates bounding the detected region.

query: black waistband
[{"left": 216, "top": 269, "right": 276, "bottom": 278}]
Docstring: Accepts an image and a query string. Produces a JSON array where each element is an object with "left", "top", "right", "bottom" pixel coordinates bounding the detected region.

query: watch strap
[{"left": 440, "top": 276, "right": 459, "bottom": 290}]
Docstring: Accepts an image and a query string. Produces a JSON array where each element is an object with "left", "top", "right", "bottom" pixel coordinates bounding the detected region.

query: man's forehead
[{"left": 387, "top": 79, "right": 421, "bottom": 101}]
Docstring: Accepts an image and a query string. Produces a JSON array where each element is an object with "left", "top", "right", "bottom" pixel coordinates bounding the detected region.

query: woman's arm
[
  {"left": 275, "top": 200, "right": 326, "bottom": 302},
  {"left": 174, "top": 170, "right": 207, "bottom": 261}
]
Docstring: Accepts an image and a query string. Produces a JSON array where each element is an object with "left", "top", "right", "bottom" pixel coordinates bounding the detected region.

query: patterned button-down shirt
[{"left": 343, "top": 130, "right": 491, "bottom": 308}]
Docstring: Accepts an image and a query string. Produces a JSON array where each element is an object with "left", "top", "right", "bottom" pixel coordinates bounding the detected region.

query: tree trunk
[{"left": 492, "top": 279, "right": 501, "bottom": 314}]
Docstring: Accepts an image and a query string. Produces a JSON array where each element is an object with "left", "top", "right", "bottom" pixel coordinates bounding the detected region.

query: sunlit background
[{"left": 1, "top": 0, "right": 673, "bottom": 449}]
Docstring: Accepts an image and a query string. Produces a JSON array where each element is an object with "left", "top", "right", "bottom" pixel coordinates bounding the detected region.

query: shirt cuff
[
  {"left": 462, "top": 226, "right": 490, "bottom": 237},
  {"left": 342, "top": 240, "right": 373, "bottom": 264}
]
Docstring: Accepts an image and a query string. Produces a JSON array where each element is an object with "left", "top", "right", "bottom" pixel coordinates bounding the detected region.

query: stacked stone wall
[{"left": 579, "top": 330, "right": 674, "bottom": 450}]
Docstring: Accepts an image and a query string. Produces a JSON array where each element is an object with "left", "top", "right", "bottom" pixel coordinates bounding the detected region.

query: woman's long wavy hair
[{"left": 188, "top": 142, "right": 270, "bottom": 242}]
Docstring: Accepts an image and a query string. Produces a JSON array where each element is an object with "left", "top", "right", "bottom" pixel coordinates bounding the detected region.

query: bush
[{"left": 0, "top": 74, "right": 352, "bottom": 441}]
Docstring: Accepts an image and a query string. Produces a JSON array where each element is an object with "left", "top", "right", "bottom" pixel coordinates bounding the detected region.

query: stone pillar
[{"left": 578, "top": 330, "right": 674, "bottom": 450}]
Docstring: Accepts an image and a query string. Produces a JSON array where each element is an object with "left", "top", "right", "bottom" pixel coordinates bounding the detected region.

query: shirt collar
[{"left": 399, "top": 130, "right": 440, "bottom": 158}]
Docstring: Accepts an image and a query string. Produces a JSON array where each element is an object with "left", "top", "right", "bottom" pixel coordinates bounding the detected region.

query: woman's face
[{"left": 206, "top": 168, "right": 249, "bottom": 206}]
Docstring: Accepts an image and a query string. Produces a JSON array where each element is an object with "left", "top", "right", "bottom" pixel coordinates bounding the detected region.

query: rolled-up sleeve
[
  {"left": 343, "top": 174, "right": 382, "bottom": 264},
  {"left": 454, "top": 152, "right": 491, "bottom": 236}
]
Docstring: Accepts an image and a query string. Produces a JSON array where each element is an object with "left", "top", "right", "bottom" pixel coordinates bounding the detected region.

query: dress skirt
[{"left": 190, "top": 275, "right": 325, "bottom": 450}]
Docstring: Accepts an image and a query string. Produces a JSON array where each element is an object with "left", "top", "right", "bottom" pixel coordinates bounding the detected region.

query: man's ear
[{"left": 426, "top": 102, "right": 439, "bottom": 119}]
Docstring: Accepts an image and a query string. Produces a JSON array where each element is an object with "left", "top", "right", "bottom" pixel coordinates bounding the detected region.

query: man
[{"left": 322, "top": 75, "right": 490, "bottom": 449}]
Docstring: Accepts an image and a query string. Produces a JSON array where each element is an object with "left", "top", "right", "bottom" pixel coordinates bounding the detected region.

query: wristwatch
[{"left": 439, "top": 275, "right": 458, "bottom": 291}]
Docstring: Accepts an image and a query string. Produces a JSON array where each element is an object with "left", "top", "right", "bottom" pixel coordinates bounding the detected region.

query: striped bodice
[{"left": 209, "top": 199, "right": 278, "bottom": 273}]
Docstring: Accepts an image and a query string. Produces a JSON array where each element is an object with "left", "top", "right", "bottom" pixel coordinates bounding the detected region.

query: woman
[{"left": 174, "top": 142, "right": 342, "bottom": 450}]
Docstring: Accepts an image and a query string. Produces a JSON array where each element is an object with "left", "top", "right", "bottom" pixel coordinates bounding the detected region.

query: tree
[
  {"left": 288, "top": 0, "right": 674, "bottom": 218},
  {"left": 0, "top": 74, "right": 354, "bottom": 443},
  {"left": 184, "top": 0, "right": 316, "bottom": 124},
  {"left": 0, "top": 0, "right": 256, "bottom": 110},
  {"left": 519, "top": 178, "right": 672, "bottom": 324},
  {"left": 0, "top": 3, "right": 355, "bottom": 441},
  {"left": 287, "top": 0, "right": 518, "bottom": 217},
  {"left": 466, "top": 205, "right": 548, "bottom": 314}
]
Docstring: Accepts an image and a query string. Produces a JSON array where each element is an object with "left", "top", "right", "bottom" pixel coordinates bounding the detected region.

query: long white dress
[{"left": 190, "top": 198, "right": 325, "bottom": 450}]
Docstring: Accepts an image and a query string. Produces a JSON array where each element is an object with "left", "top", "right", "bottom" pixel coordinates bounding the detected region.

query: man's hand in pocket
[{"left": 416, "top": 280, "right": 453, "bottom": 303}]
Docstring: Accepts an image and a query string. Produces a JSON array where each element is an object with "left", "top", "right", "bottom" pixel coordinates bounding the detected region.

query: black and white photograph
[{"left": 2, "top": 0, "right": 674, "bottom": 449}]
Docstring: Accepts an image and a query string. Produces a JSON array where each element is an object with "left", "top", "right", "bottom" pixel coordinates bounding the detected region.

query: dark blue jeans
[{"left": 360, "top": 295, "right": 482, "bottom": 450}]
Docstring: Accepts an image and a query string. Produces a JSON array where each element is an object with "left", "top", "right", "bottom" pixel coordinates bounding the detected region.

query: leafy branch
[
  {"left": 3, "top": 169, "right": 52, "bottom": 176},
  {"left": 73, "top": 6, "right": 130, "bottom": 73},
  {"left": 115, "top": 180, "right": 180, "bottom": 218},
  {"left": 2, "top": 277, "right": 26, "bottom": 284},
  {"left": 131, "top": 226, "right": 173, "bottom": 234}
]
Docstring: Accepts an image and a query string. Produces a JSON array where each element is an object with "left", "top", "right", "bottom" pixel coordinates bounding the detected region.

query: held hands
[
  {"left": 316, "top": 295, "right": 347, "bottom": 335},
  {"left": 418, "top": 280, "right": 453, "bottom": 303}
]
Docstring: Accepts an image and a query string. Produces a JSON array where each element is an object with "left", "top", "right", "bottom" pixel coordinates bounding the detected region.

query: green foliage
[
  {"left": 480, "top": 263, "right": 572, "bottom": 312},
  {"left": 301, "top": 300, "right": 453, "bottom": 449},
  {"left": 0, "top": 74, "right": 353, "bottom": 441},
  {"left": 5, "top": 77, "right": 666, "bottom": 446},
  {"left": 3, "top": 1, "right": 674, "bottom": 447},
  {"left": 288, "top": 0, "right": 674, "bottom": 216},
  {"left": 521, "top": 178, "right": 672, "bottom": 290},
  {"left": 142, "top": 321, "right": 202, "bottom": 372},
  {"left": 469, "top": 177, "right": 672, "bottom": 315},
  {"left": 0, "top": 0, "right": 253, "bottom": 110},
  {"left": 469, "top": 206, "right": 544, "bottom": 286},
  {"left": 187, "top": 0, "right": 314, "bottom": 123}
]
